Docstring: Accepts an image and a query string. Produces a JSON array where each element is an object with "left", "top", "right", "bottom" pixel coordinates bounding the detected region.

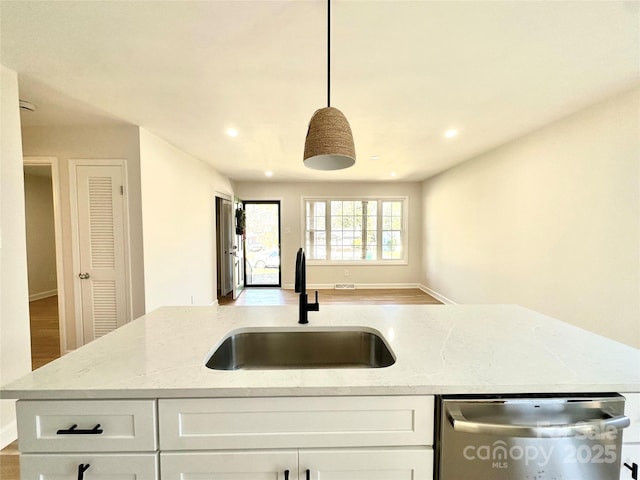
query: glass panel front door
[{"left": 244, "top": 201, "right": 281, "bottom": 287}]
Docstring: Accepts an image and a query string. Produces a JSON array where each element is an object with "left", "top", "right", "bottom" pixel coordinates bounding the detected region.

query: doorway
[
  {"left": 244, "top": 201, "right": 281, "bottom": 287},
  {"left": 23, "top": 157, "right": 66, "bottom": 366}
]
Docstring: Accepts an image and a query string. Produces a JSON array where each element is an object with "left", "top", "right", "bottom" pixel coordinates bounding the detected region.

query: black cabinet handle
[
  {"left": 284, "top": 470, "right": 289, "bottom": 480},
  {"left": 77, "top": 463, "right": 90, "bottom": 480},
  {"left": 306, "top": 469, "right": 310, "bottom": 480},
  {"left": 57, "top": 424, "right": 103, "bottom": 435},
  {"left": 624, "top": 462, "right": 639, "bottom": 480}
]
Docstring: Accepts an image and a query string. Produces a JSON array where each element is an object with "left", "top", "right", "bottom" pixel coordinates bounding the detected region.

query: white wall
[
  {"left": 24, "top": 171, "right": 57, "bottom": 299},
  {"left": 0, "top": 65, "right": 32, "bottom": 449},
  {"left": 139, "top": 129, "right": 234, "bottom": 311},
  {"left": 22, "top": 125, "right": 146, "bottom": 349},
  {"left": 234, "top": 182, "right": 423, "bottom": 288},
  {"left": 422, "top": 86, "right": 640, "bottom": 348}
]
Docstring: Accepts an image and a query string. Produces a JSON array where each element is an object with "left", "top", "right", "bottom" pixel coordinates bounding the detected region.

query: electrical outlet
[
  {"left": 190, "top": 295, "right": 194, "bottom": 305},
  {"left": 344, "top": 269, "right": 349, "bottom": 277}
]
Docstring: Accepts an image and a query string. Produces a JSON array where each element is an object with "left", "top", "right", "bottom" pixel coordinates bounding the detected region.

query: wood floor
[
  {"left": 1, "top": 289, "right": 439, "bottom": 478},
  {"left": 1, "top": 295, "right": 61, "bottom": 479},
  {"left": 218, "top": 287, "right": 441, "bottom": 306},
  {"left": 29, "top": 295, "right": 61, "bottom": 370}
]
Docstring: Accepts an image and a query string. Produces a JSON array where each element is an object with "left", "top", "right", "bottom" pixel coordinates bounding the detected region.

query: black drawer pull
[
  {"left": 57, "top": 424, "right": 103, "bottom": 435},
  {"left": 284, "top": 470, "right": 289, "bottom": 480},
  {"left": 306, "top": 469, "right": 310, "bottom": 480},
  {"left": 77, "top": 463, "right": 90, "bottom": 480},
  {"left": 624, "top": 462, "right": 639, "bottom": 480}
]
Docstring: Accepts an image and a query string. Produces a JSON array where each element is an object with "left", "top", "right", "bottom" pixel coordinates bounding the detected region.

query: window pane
[
  {"left": 382, "top": 231, "right": 402, "bottom": 259},
  {"left": 365, "top": 246, "right": 377, "bottom": 260},
  {"left": 305, "top": 197, "right": 404, "bottom": 262}
]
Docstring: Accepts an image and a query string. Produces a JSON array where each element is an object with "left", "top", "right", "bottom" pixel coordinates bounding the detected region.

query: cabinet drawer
[
  {"left": 17, "top": 399, "right": 157, "bottom": 453},
  {"left": 161, "top": 450, "right": 297, "bottom": 480},
  {"left": 623, "top": 393, "right": 640, "bottom": 443},
  {"left": 20, "top": 453, "right": 158, "bottom": 480},
  {"left": 159, "top": 396, "right": 434, "bottom": 450},
  {"left": 300, "top": 447, "right": 434, "bottom": 480}
]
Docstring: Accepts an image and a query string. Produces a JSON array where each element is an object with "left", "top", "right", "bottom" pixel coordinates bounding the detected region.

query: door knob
[{"left": 78, "top": 273, "right": 90, "bottom": 280}]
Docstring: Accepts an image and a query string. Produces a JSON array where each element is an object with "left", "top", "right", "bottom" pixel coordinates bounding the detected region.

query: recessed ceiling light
[
  {"left": 444, "top": 128, "right": 458, "bottom": 138},
  {"left": 390, "top": 172, "right": 397, "bottom": 178},
  {"left": 265, "top": 171, "right": 273, "bottom": 177},
  {"left": 370, "top": 155, "right": 380, "bottom": 161},
  {"left": 226, "top": 128, "right": 239, "bottom": 137}
]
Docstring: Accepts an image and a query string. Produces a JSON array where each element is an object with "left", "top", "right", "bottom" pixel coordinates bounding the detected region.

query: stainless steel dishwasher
[{"left": 436, "top": 394, "right": 630, "bottom": 480}]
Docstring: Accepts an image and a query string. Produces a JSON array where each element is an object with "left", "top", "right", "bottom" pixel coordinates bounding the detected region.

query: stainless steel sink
[{"left": 206, "top": 328, "right": 395, "bottom": 370}]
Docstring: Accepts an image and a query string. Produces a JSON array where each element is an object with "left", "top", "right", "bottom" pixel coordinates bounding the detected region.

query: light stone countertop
[{"left": 1, "top": 304, "right": 639, "bottom": 399}]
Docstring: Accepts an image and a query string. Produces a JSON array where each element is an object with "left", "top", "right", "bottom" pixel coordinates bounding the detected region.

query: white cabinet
[
  {"left": 16, "top": 399, "right": 158, "bottom": 479},
  {"left": 158, "top": 396, "right": 435, "bottom": 480},
  {"left": 161, "top": 450, "right": 297, "bottom": 480},
  {"left": 620, "top": 393, "right": 640, "bottom": 480},
  {"left": 160, "top": 448, "right": 432, "bottom": 480},
  {"left": 300, "top": 447, "right": 432, "bottom": 480},
  {"left": 621, "top": 393, "right": 640, "bottom": 480},
  {"left": 16, "top": 395, "right": 435, "bottom": 480},
  {"left": 621, "top": 444, "right": 640, "bottom": 480},
  {"left": 20, "top": 453, "right": 158, "bottom": 480}
]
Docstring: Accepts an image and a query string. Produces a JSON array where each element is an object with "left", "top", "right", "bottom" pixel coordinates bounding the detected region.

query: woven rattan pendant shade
[
  {"left": 304, "top": 107, "right": 355, "bottom": 170},
  {"left": 303, "top": 0, "right": 355, "bottom": 171}
]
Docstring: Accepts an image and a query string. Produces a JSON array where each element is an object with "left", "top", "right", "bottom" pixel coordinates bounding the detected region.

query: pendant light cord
[{"left": 327, "top": 0, "right": 331, "bottom": 108}]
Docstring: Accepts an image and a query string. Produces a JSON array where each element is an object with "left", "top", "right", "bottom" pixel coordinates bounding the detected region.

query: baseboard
[
  {"left": 0, "top": 417, "right": 17, "bottom": 450},
  {"left": 283, "top": 283, "right": 422, "bottom": 290},
  {"left": 209, "top": 299, "right": 219, "bottom": 306},
  {"left": 418, "top": 284, "right": 457, "bottom": 304},
  {"left": 29, "top": 289, "right": 57, "bottom": 302}
]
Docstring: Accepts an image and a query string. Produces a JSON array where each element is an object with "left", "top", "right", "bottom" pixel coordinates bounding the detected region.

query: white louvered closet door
[{"left": 75, "top": 165, "right": 128, "bottom": 344}]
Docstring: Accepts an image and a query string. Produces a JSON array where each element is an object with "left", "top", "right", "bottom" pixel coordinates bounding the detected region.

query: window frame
[{"left": 301, "top": 196, "right": 409, "bottom": 266}]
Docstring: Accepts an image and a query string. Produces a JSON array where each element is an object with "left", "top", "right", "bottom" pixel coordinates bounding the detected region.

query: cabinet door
[
  {"left": 620, "top": 444, "right": 640, "bottom": 480},
  {"left": 20, "top": 453, "right": 158, "bottom": 480},
  {"left": 299, "top": 447, "right": 433, "bottom": 480},
  {"left": 161, "top": 450, "right": 298, "bottom": 480}
]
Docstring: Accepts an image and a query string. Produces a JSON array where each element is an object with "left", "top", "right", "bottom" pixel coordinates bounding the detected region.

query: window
[{"left": 304, "top": 197, "right": 407, "bottom": 263}]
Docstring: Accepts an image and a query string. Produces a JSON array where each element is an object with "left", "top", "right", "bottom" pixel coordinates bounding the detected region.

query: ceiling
[{"left": 1, "top": 1, "right": 638, "bottom": 182}]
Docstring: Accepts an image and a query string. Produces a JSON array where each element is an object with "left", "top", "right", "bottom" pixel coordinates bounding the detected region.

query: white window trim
[{"left": 300, "top": 196, "right": 409, "bottom": 266}]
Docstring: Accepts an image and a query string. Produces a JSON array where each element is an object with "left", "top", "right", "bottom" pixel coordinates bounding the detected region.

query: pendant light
[{"left": 303, "top": 0, "right": 355, "bottom": 170}]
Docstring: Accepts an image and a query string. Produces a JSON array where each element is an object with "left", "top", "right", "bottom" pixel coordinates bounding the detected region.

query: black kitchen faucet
[{"left": 295, "top": 248, "right": 319, "bottom": 324}]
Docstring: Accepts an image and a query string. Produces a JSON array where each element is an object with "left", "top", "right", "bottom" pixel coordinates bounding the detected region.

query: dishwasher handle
[{"left": 447, "top": 404, "right": 630, "bottom": 438}]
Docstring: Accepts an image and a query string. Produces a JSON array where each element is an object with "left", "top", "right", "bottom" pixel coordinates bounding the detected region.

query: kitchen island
[{"left": 2, "top": 304, "right": 639, "bottom": 479}]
